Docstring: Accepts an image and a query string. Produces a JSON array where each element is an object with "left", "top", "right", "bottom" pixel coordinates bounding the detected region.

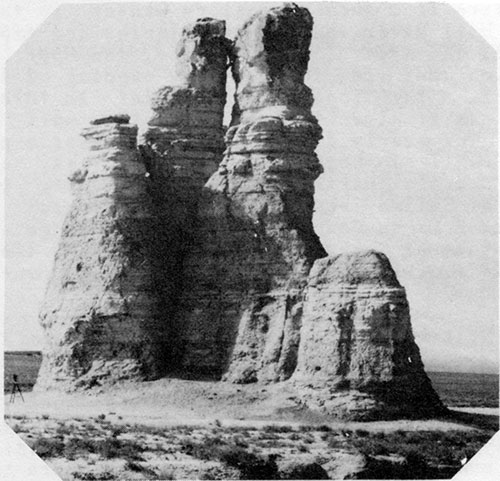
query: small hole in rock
[
  {"left": 76, "top": 262, "right": 83, "bottom": 272},
  {"left": 315, "top": 366, "right": 321, "bottom": 371}
]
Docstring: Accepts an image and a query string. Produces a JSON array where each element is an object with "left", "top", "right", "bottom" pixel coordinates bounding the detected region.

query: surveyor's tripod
[{"left": 9, "top": 374, "right": 24, "bottom": 403}]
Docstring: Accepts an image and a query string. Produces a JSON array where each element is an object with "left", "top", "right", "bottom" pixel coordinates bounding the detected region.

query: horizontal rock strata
[
  {"left": 293, "top": 251, "right": 445, "bottom": 418},
  {"left": 140, "top": 20, "right": 231, "bottom": 369},
  {"left": 36, "top": 118, "right": 167, "bottom": 390},
  {"left": 36, "top": 3, "right": 444, "bottom": 420},
  {"left": 143, "top": 17, "right": 230, "bottom": 188},
  {"left": 173, "top": 4, "right": 327, "bottom": 381}
]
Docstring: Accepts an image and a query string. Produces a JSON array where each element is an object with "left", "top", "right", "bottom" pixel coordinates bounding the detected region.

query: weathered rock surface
[
  {"left": 36, "top": 3, "right": 444, "bottom": 419},
  {"left": 173, "top": 3, "right": 327, "bottom": 381},
  {"left": 143, "top": 17, "right": 230, "bottom": 188},
  {"left": 90, "top": 114, "right": 130, "bottom": 125},
  {"left": 293, "top": 251, "right": 444, "bottom": 418},
  {"left": 36, "top": 119, "right": 167, "bottom": 390},
  {"left": 139, "top": 20, "right": 232, "bottom": 369}
]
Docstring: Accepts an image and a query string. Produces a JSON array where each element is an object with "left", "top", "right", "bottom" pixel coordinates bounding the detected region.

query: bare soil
[{"left": 4, "top": 379, "right": 498, "bottom": 480}]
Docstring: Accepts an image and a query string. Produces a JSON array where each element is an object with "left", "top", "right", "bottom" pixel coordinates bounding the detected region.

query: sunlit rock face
[
  {"left": 230, "top": 3, "right": 316, "bottom": 123},
  {"left": 171, "top": 4, "right": 443, "bottom": 417},
  {"left": 173, "top": 4, "right": 327, "bottom": 382},
  {"left": 35, "top": 4, "right": 444, "bottom": 419},
  {"left": 143, "top": 17, "right": 230, "bottom": 190},
  {"left": 293, "top": 251, "right": 444, "bottom": 419},
  {"left": 36, "top": 118, "right": 168, "bottom": 390}
]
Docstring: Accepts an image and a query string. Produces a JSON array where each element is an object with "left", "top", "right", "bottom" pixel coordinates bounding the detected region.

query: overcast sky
[{"left": 4, "top": 2, "right": 498, "bottom": 374}]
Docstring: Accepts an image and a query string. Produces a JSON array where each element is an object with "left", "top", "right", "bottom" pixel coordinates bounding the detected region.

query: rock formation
[
  {"left": 36, "top": 117, "right": 167, "bottom": 390},
  {"left": 139, "top": 19, "right": 232, "bottom": 369},
  {"left": 36, "top": 3, "right": 444, "bottom": 419},
  {"left": 173, "top": 4, "right": 327, "bottom": 381},
  {"left": 292, "top": 251, "right": 444, "bottom": 418},
  {"left": 143, "top": 17, "right": 229, "bottom": 189}
]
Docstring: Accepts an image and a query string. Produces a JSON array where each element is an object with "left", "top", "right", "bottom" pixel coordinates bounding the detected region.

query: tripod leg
[{"left": 17, "top": 385, "right": 24, "bottom": 402}]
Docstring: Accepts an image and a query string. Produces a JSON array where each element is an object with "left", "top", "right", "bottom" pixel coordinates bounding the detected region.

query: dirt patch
[{"left": 4, "top": 379, "right": 497, "bottom": 480}]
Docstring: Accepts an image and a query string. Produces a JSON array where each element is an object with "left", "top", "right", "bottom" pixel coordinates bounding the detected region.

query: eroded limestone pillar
[
  {"left": 36, "top": 116, "right": 167, "bottom": 390},
  {"left": 174, "top": 4, "right": 327, "bottom": 382}
]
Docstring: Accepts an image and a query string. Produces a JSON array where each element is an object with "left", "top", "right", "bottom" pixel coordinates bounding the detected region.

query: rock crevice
[
  {"left": 36, "top": 3, "right": 444, "bottom": 419},
  {"left": 173, "top": 4, "right": 326, "bottom": 383}
]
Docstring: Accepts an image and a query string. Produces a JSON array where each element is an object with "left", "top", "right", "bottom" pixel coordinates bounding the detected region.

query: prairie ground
[{"left": 4, "top": 377, "right": 499, "bottom": 480}]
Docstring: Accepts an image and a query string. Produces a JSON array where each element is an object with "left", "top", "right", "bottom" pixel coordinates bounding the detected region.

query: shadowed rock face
[
  {"left": 139, "top": 17, "right": 232, "bottom": 370},
  {"left": 36, "top": 4, "right": 444, "bottom": 419},
  {"left": 36, "top": 119, "right": 168, "bottom": 390},
  {"left": 173, "top": 3, "right": 327, "bottom": 382}
]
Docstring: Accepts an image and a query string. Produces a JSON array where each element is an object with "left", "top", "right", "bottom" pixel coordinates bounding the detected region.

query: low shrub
[
  {"left": 30, "top": 437, "right": 65, "bottom": 458},
  {"left": 232, "top": 435, "right": 249, "bottom": 448},
  {"left": 125, "top": 460, "right": 157, "bottom": 478},
  {"left": 97, "top": 437, "right": 144, "bottom": 461},
  {"left": 111, "top": 427, "right": 124, "bottom": 438},
  {"left": 181, "top": 437, "right": 279, "bottom": 480},
  {"left": 317, "top": 425, "right": 332, "bottom": 432},
  {"left": 282, "top": 463, "right": 329, "bottom": 480},
  {"left": 326, "top": 435, "right": 347, "bottom": 449},
  {"left": 298, "top": 425, "right": 317, "bottom": 432},
  {"left": 220, "top": 448, "right": 279, "bottom": 480},
  {"left": 298, "top": 443, "right": 309, "bottom": 453},
  {"left": 349, "top": 429, "right": 493, "bottom": 473},
  {"left": 72, "top": 472, "right": 114, "bottom": 481},
  {"left": 64, "top": 437, "right": 99, "bottom": 460},
  {"left": 53, "top": 435, "right": 146, "bottom": 461},
  {"left": 264, "top": 424, "right": 294, "bottom": 433},
  {"left": 56, "top": 423, "right": 73, "bottom": 436}
]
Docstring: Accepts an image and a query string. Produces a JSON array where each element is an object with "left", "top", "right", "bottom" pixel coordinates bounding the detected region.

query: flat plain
[
  {"left": 4, "top": 352, "right": 498, "bottom": 407},
  {"left": 4, "top": 352, "right": 499, "bottom": 480}
]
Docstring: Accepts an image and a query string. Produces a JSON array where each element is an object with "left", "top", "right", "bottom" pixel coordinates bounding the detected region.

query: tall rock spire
[
  {"left": 173, "top": 4, "right": 327, "bottom": 381},
  {"left": 139, "top": 21, "right": 232, "bottom": 364},
  {"left": 143, "top": 17, "right": 230, "bottom": 191},
  {"left": 36, "top": 117, "right": 167, "bottom": 390},
  {"left": 230, "top": 2, "right": 316, "bottom": 124},
  {"left": 173, "top": 4, "right": 444, "bottom": 418},
  {"left": 35, "top": 4, "right": 444, "bottom": 419}
]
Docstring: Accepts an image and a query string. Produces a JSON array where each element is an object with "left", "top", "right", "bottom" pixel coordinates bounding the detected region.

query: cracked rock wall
[
  {"left": 36, "top": 118, "right": 168, "bottom": 390},
  {"left": 293, "top": 251, "right": 444, "bottom": 418},
  {"left": 174, "top": 4, "right": 327, "bottom": 382},
  {"left": 140, "top": 20, "right": 231, "bottom": 370},
  {"left": 35, "top": 3, "right": 444, "bottom": 419}
]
